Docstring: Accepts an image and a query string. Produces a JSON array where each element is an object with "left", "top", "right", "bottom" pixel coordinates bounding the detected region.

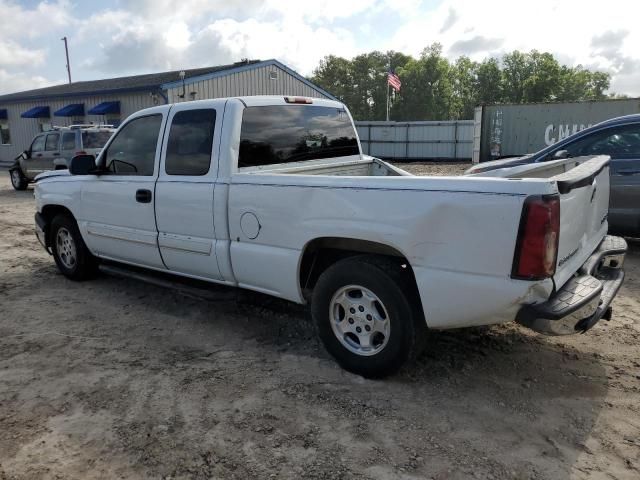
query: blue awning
[
  {"left": 87, "top": 101, "right": 120, "bottom": 115},
  {"left": 54, "top": 103, "right": 84, "bottom": 117},
  {"left": 0, "top": 109, "right": 7, "bottom": 120},
  {"left": 21, "top": 106, "right": 50, "bottom": 118}
]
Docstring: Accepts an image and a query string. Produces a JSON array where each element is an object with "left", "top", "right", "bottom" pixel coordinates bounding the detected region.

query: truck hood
[{"left": 35, "top": 170, "right": 71, "bottom": 182}]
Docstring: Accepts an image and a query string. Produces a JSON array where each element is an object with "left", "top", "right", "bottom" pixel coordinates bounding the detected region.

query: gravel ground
[{"left": 0, "top": 168, "right": 639, "bottom": 480}]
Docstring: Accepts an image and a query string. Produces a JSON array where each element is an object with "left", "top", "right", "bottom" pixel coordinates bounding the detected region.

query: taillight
[
  {"left": 284, "top": 96, "right": 312, "bottom": 104},
  {"left": 75, "top": 150, "right": 87, "bottom": 156},
  {"left": 512, "top": 195, "right": 560, "bottom": 280}
]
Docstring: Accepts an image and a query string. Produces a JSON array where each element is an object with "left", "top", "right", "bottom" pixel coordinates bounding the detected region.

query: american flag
[{"left": 387, "top": 70, "right": 401, "bottom": 92}]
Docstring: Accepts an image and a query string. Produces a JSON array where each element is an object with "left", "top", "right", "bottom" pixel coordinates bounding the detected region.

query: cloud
[
  {"left": 449, "top": 36, "right": 503, "bottom": 56},
  {"left": 591, "top": 30, "right": 628, "bottom": 58},
  {"left": 439, "top": 8, "right": 459, "bottom": 34},
  {"left": 2, "top": 0, "right": 640, "bottom": 98},
  {"left": 0, "top": 0, "right": 74, "bottom": 39},
  {"left": 0, "top": 69, "right": 55, "bottom": 95},
  {"left": 77, "top": 5, "right": 359, "bottom": 76},
  {"left": 0, "top": 41, "right": 46, "bottom": 67},
  {"left": 389, "top": 0, "right": 640, "bottom": 95}
]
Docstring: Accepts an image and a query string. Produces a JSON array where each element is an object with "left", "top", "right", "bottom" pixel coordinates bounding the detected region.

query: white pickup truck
[{"left": 34, "top": 96, "right": 627, "bottom": 377}]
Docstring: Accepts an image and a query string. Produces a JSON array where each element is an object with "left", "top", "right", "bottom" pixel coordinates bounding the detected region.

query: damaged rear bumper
[{"left": 516, "top": 235, "right": 626, "bottom": 335}]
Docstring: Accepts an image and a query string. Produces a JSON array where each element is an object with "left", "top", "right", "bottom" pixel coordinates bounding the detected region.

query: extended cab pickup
[{"left": 33, "top": 96, "right": 627, "bottom": 377}]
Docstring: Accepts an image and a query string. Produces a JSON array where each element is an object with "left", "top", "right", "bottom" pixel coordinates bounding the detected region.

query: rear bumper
[{"left": 516, "top": 235, "right": 627, "bottom": 335}]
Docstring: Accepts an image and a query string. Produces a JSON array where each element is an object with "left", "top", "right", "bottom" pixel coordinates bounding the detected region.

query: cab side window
[
  {"left": 61, "top": 132, "right": 76, "bottom": 150},
  {"left": 31, "top": 135, "right": 45, "bottom": 153},
  {"left": 565, "top": 125, "right": 640, "bottom": 159},
  {"left": 165, "top": 109, "right": 216, "bottom": 176},
  {"left": 103, "top": 115, "right": 162, "bottom": 176},
  {"left": 45, "top": 133, "right": 60, "bottom": 151}
]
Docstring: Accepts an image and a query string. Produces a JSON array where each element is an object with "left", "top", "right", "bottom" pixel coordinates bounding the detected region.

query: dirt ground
[{"left": 0, "top": 165, "right": 639, "bottom": 480}]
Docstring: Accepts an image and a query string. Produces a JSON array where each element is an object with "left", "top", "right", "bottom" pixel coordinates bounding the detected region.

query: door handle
[
  {"left": 135, "top": 189, "right": 152, "bottom": 203},
  {"left": 36, "top": 153, "right": 43, "bottom": 157},
  {"left": 618, "top": 169, "right": 640, "bottom": 176}
]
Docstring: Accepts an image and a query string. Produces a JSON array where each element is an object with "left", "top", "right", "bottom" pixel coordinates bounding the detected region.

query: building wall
[
  {"left": 0, "top": 91, "right": 159, "bottom": 165},
  {"left": 0, "top": 63, "right": 332, "bottom": 166},
  {"left": 165, "top": 64, "right": 330, "bottom": 103}
]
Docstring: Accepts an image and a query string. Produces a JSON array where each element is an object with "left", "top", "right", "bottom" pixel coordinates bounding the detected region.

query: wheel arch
[
  {"left": 40, "top": 204, "right": 76, "bottom": 247},
  {"left": 298, "top": 236, "right": 423, "bottom": 308}
]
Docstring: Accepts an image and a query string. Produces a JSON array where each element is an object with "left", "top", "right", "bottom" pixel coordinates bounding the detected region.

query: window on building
[
  {"left": 165, "top": 109, "right": 216, "bottom": 175},
  {"left": 102, "top": 114, "right": 162, "bottom": 176},
  {"left": 0, "top": 122, "right": 10, "bottom": 145},
  {"left": 61, "top": 132, "right": 76, "bottom": 151},
  {"left": 45, "top": 133, "right": 60, "bottom": 151},
  {"left": 31, "top": 135, "right": 45, "bottom": 153},
  {"left": 238, "top": 105, "right": 359, "bottom": 169}
]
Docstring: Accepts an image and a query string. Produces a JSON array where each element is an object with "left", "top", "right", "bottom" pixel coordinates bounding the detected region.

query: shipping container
[{"left": 473, "top": 98, "right": 640, "bottom": 163}]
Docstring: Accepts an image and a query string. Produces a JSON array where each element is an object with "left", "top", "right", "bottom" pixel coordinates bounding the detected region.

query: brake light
[
  {"left": 75, "top": 151, "right": 87, "bottom": 156},
  {"left": 512, "top": 195, "right": 560, "bottom": 280},
  {"left": 284, "top": 96, "right": 312, "bottom": 104}
]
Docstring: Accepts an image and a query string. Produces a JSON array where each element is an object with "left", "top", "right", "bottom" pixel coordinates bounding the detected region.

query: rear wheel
[
  {"left": 9, "top": 168, "right": 28, "bottom": 190},
  {"left": 312, "top": 255, "right": 425, "bottom": 378},
  {"left": 51, "top": 214, "right": 99, "bottom": 280}
]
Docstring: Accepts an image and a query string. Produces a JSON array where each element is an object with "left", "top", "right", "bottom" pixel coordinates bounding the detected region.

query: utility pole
[{"left": 61, "top": 37, "right": 71, "bottom": 84}]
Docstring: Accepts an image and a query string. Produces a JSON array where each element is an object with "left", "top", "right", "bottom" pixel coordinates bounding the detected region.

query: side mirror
[
  {"left": 551, "top": 150, "right": 570, "bottom": 160},
  {"left": 69, "top": 154, "right": 97, "bottom": 175}
]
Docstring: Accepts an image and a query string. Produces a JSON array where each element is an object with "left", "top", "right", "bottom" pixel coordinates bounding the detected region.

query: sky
[{"left": 1, "top": 0, "right": 639, "bottom": 96}]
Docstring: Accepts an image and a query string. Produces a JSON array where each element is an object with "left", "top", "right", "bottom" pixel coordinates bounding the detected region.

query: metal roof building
[{"left": 0, "top": 59, "right": 336, "bottom": 166}]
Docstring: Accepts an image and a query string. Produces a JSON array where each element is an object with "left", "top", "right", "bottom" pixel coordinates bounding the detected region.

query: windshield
[
  {"left": 82, "top": 131, "right": 113, "bottom": 149},
  {"left": 238, "top": 105, "right": 360, "bottom": 168}
]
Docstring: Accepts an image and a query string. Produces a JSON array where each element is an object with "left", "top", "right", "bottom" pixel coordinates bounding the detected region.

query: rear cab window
[
  {"left": 82, "top": 130, "right": 113, "bottom": 149},
  {"left": 238, "top": 105, "right": 359, "bottom": 169}
]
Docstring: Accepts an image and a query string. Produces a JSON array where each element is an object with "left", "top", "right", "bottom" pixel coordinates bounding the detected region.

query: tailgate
[{"left": 552, "top": 155, "right": 610, "bottom": 288}]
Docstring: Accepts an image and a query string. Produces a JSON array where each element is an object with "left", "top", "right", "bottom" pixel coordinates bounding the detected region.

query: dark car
[{"left": 466, "top": 114, "right": 640, "bottom": 236}]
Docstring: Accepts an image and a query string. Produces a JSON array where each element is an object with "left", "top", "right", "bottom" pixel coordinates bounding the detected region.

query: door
[
  {"left": 154, "top": 104, "right": 223, "bottom": 280},
  {"left": 59, "top": 131, "right": 77, "bottom": 167},
  {"left": 79, "top": 113, "right": 166, "bottom": 268},
  {"left": 564, "top": 123, "right": 640, "bottom": 234},
  {"left": 42, "top": 132, "right": 61, "bottom": 171},
  {"left": 23, "top": 134, "right": 46, "bottom": 179}
]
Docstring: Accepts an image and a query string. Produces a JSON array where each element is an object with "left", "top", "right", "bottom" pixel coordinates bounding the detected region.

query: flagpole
[{"left": 386, "top": 83, "right": 389, "bottom": 121}]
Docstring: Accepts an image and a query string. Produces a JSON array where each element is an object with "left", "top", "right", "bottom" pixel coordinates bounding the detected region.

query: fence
[{"left": 355, "top": 120, "right": 473, "bottom": 161}]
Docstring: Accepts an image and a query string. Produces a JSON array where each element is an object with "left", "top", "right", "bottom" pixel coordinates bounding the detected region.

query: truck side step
[{"left": 99, "top": 263, "right": 237, "bottom": 302}]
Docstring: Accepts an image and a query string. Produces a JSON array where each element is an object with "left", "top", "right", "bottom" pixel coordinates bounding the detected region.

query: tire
[
  {"left": 50, "top": 214, "right": 99, "bottom": 280},
  {"left": 311, "top": 255, "right": 426, "bottom": 378},
  {"left": 9, "top": 168, "right": 28, "bottom": 190}
]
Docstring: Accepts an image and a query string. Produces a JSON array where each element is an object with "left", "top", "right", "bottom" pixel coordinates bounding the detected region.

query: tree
[
  {"left": 311, "top": 48, "right": 613, "bottom": 120},
  {"left": 475, "top": 58, "right": 503, "bottom": 105}
]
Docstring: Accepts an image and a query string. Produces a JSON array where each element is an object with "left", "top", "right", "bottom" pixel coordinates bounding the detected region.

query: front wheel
[
  {"left": 50, "top": 214, "right": 99, "bottom": 280},
  {"left": 311, "top": 255, "right": 425, "bottom": 378},
  {"left": 9, "top": 168, "right": 28, "bottom": 190}
]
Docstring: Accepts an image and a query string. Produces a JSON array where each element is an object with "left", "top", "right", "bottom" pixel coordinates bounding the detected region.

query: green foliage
[{"left": 310, "top": 45, "right": 612, "bottom": 121}]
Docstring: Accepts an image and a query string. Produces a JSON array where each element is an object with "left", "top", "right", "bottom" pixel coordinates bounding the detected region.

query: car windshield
[{"left": 82, "top": 131, "right": 113, "bottom": 149}]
